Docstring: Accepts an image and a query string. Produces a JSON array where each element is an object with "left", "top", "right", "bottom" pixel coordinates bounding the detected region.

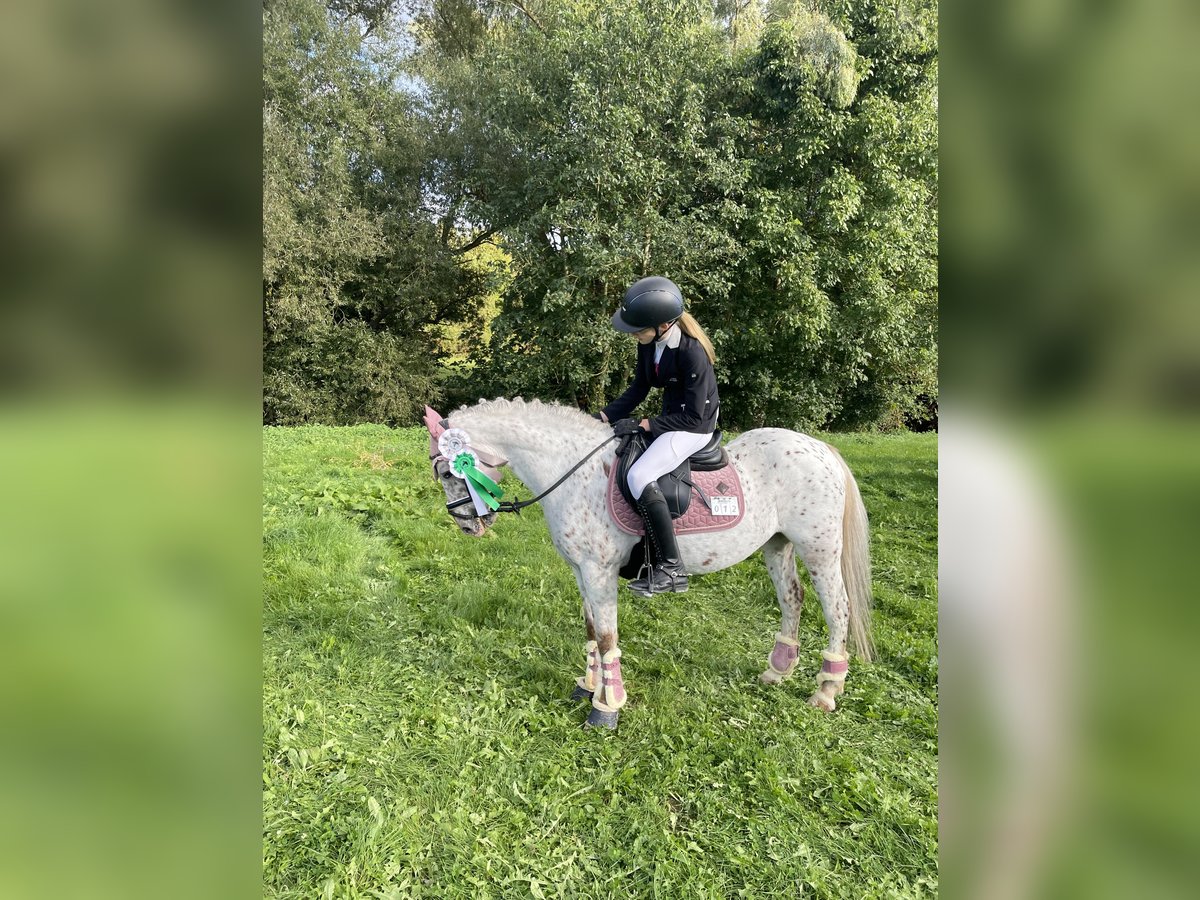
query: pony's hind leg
[
  {"left": 802, "top": 552, "right": 851, "bottom": 711},
  {"left": 759, "top": 534, "right": 805, "bottom": 685}
]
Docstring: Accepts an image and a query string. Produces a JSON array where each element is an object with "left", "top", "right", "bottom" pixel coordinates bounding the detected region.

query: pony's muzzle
[{"left": 459, "top": 512, "right": 496, "bottom": 536}]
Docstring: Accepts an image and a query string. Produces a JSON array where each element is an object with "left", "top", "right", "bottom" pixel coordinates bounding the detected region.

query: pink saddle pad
[{"left": 607, "top": 460, "right": 746, "bottom": 535}]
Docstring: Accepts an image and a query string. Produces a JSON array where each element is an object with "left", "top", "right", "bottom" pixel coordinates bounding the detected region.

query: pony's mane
[{"left": 454, "top": 397, "right": 610, "bottom": 434}]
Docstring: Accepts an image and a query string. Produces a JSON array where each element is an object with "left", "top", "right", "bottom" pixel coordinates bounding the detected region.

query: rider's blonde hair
[{"left": 678, "top": 312, "right": 716, "bottom": 365}]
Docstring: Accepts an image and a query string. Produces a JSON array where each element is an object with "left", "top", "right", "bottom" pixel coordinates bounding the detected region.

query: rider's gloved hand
[{"left": 612, "top": 418, "right": 642, "bottom": 436}]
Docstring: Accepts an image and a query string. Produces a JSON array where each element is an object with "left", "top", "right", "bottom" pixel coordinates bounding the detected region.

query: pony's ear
[{"left": 423, "top": 405, "right": 447, "bottom": 438}]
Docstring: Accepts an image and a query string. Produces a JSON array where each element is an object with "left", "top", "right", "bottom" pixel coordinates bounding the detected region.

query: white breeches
[{"left": 627, "top": 430, "right": 714, "bottom": 501}]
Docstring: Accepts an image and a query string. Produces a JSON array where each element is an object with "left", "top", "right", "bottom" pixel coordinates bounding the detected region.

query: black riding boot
[{"left": 628, "top": 482, "right": 688, "bottom": 596}]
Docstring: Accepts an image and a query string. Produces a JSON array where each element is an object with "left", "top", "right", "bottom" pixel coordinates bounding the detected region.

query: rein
[{"left": 493, "top": 434, "right": 619, "bottom": 515}]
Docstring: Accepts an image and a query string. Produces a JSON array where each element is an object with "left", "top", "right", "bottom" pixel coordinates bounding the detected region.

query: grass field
[{"left": 263, "top": 425, "right": 938, "bottom": 898}]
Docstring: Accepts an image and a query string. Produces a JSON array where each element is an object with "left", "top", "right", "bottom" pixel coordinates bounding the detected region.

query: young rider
[{"left": 598, "top": 276, "right": 720, "bottom": 596}]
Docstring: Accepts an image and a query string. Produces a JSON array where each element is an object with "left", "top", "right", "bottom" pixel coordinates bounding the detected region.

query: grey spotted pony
[{"left": 426, "top": 398, "right": 873, "bottom": 730}]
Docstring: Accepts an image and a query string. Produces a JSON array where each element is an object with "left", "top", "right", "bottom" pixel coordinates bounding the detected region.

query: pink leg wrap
[
  {"left": 770, "top": 640, "right": 799, "bottom": 674},
  {"left": 576, "top": 641, "right": 600, "bottom": 693},
  {"left": 821, "top": 657, "right": 849, "bottom": 677},
  {"left": 815, "top": 650, "right": 850, "bottom": 689},
  {"left": 766, "top": 632, "right": 800, "bottom": 677},
  {"left": 593, "top": 648, "right": 627, "bottom": 711}
]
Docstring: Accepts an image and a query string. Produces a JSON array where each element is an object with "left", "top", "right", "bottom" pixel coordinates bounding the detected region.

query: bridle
[
  {"left": 430, "top": 433, "right": 620, "bottom": 520},
  {"left": 429, "top": 454, "right": 493, "bottom": 521}
]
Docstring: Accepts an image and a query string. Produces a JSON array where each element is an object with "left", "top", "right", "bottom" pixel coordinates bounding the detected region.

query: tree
[
  {"left": 262, "top": 0, "right": 938, "bottom": 430},
  {"left": 263, "top": 0, "right": 500, "bottom": 424},
  {"left": 723, "top": 0, "right": 938, "bottom": 428},
  {"left": 433, "top": 0, "right": 751, "bottom": 411},
  {"left": 424, "top": 0, "right": 937, "bottom": 429}
]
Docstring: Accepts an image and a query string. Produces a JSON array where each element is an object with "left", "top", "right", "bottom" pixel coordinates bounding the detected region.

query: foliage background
[{"left": 263, "top": 0, "right": 937, "bottom": 431}]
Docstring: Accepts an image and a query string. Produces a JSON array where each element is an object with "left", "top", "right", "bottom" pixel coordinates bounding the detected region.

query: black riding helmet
[{"left": 611, "top": 276, "right": 684, "bottom": 333}]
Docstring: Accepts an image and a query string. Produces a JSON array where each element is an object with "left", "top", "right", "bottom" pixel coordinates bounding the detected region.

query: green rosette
[{"left": 452, "top": 451, "right": 504, "bottom": 510}]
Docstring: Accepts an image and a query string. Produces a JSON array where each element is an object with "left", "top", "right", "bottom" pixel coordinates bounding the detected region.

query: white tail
[{"left": 832, "top": 448, "right": 874, "bottom": 662}]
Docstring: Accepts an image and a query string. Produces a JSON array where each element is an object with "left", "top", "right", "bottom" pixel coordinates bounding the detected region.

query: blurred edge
[
  {"left": 0, "top": 402, "right": 261, "bottom": 900},
  {"left": 2, "top": 0, "right": 1200, "bottom": 897},
  {"left": 942, "top": 0, "right": 1200, "bottom": 898},
  {"left": 0, "top": 1, "right": 261, "bottom": 898}
]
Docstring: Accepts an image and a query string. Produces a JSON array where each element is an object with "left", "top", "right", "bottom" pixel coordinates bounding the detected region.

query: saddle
[
  {"left": 609, "top": 431, "right": 744, "bottom": 580},
  {"left": 614, "top": 431, "right": 729, "bottom": 519}
]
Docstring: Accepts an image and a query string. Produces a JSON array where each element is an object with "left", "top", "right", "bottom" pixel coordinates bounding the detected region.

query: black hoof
[
  {"left": 570, "top": 684, "right": 594, "bottom": 702},
  {"left": 584, "top": 707, "right": 620, "bottom": 730}
]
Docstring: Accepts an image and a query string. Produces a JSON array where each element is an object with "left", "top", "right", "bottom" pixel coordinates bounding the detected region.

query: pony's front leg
[
  {"left": 572, "top": 565, "right": 625, "bottom": 730},
  {"left": 585, "top": 628, "right": 626, "bottom": 730},
  {"left": 570, "top": 602, "right": 601, "bottom": 703}
]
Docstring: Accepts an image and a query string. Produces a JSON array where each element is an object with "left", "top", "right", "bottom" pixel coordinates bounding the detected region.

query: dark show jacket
[{"left": 601, "top": 332, "right": 720, "bottom": 439}]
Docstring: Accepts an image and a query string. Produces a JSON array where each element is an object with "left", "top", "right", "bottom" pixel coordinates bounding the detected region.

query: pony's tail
[{"left": 831, "top": 447, "right": 874, "bottom": 662}]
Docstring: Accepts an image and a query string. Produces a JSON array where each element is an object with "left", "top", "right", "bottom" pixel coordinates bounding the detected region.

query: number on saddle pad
[{"left": 709, "top": 496, "right": 739, "bottom": 517}]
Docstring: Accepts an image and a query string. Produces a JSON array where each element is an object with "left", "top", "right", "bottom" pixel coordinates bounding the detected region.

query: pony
[{"left": 426, "top": 398, "right": 873, "bottom": 730}]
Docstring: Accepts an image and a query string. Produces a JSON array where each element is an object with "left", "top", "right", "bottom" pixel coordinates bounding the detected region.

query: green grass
[{"left": 264, "top": 425, "right": 938, "bottom": 898}]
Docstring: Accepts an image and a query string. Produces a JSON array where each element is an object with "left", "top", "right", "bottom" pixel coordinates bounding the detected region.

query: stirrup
[
  {"left": 629, "top": 569, "right": 649, "bottom": 589},
  {"left": 627, "top": 566, "right": 653, "bottom": 594},
  {"left": 628, "top": 563, "right": 688, "bottom": 596}
]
